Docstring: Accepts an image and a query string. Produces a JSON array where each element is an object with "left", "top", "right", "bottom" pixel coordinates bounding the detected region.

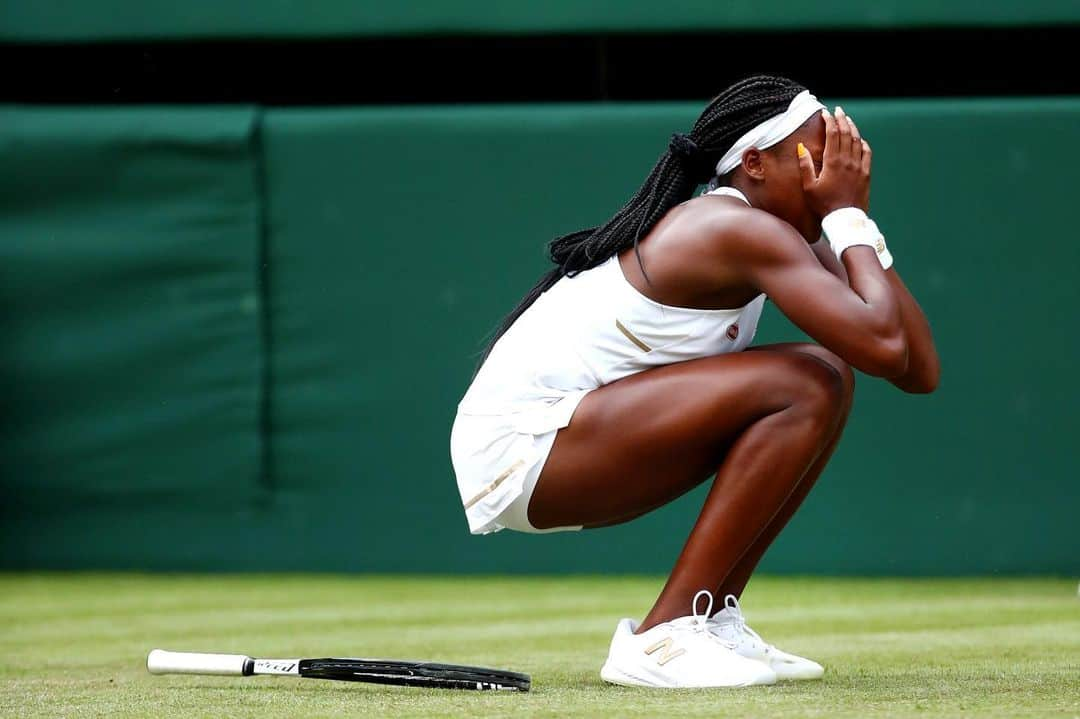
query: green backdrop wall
[
  {"left": 1, "top": 98, "right": 1077, "bottom": 574},
  {"left": 4, "top": 0, "right": 1078, "bottom": 41}
]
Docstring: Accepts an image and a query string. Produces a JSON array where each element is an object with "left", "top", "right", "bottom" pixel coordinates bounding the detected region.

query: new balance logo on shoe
[{"left": 644, "top": 637, "right": 686, "bottom": 666}]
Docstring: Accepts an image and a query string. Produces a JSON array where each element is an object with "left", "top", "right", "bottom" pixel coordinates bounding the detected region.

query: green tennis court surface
[{"left": 1, "top": 575, "right": 1075, "bottom": 718}]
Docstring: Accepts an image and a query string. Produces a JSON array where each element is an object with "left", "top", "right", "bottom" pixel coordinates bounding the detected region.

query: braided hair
[{"left": 481, "top": 75, "right": 806, "bottom": 361}]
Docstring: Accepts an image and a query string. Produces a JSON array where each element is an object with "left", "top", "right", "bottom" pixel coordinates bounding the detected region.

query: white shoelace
[
  {"left": 691, "top": 589, "right": 713, "bottom": 629},
  {"left": 717, "top": 594, "right": 769, "bottom": 648},
  {"left": 691, "top": 590, "right": 738, "bottom": 649}
]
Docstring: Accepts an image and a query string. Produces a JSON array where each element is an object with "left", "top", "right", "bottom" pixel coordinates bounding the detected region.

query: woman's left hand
[{"left": 840, "top": 109, "right": 872, "bottom": 213}]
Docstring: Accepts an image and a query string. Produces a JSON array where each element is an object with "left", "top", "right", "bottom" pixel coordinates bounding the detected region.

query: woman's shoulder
[{"left": 677, "top": 195, "right": 804, "bottom": 263}]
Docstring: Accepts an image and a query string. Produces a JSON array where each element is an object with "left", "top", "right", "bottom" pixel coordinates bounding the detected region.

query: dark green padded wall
[
  {"left": 262, "top": 99, "right": 1078, "bottom": 575},
  {"left": 260, "top": 106, "right": 712, "bottom": 572},
  {"left": 759, "top": 100, "right": 1077, "bottom": 573},
  {"left": 3, "top": 0, "right": 1079, "bottom": 41},
  {"left": 0, "top": 107, "right": 266, "bottom": 566},
  {"left": 1, "top": 98, "right": 1077, "bottom": 573}
]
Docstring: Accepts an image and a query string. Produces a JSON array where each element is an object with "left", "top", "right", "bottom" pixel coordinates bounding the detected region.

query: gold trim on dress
[
  {"left": 615, "top": 319, "right": 652, "bottom": 352},
  {"left": 464, "top": 458, "right": 527, "bottom": 509}
]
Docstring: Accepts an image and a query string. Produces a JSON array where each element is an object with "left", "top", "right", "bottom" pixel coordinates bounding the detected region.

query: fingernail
[
  {"left": 797, "top": 142, "right": 808, "bottom": 158},
  {"left": 821, "top": 109, "right": 829, "bottom": 120},
  {"left": 836, "top": 105, "right": 845, "bottom": 115}
]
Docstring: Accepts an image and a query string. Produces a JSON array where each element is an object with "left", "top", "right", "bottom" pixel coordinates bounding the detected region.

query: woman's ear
[{"left": 740, "top": 148, "right": 765, "bottom": 181}]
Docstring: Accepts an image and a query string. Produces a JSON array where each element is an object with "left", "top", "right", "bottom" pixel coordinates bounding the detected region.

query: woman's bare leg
[
  {"left": 528, "top": 348, "right": 848, "bottom": 633},
  {"left": 715, "top": 343, "right": 856, "bottom": 600}
]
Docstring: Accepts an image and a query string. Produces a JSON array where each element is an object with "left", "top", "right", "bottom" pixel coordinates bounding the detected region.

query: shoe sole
[
  {"left": 599, "top": 661, "right": 658, "bottom": 688},
  {"left": 600, "top": 660, "right": 776, "bottom": 688},
  {"left": 773, "top": 666, "right": 825, "bottom": 681}
]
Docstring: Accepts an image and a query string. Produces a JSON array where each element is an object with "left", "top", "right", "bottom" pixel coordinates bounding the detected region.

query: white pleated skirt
[{"left": 450, "top": 390, "right": 591, "bottom": 534}]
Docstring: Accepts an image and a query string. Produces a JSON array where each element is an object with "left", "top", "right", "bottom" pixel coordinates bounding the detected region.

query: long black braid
[{"left": 480, "top": 75, "right": 806, "bottom": 362}]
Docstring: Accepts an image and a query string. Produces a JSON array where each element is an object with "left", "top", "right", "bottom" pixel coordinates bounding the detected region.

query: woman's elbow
[
  {"left": 866, "top": 332, "right": 909, "bottom": 379},
  {"left": 900, "top": 354, "right": 941, "bottom": 394}
]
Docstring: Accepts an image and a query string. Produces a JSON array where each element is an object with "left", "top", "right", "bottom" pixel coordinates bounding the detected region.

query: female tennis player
[{"left": 450, "top": 75, "right": 939, "bottom": 688}]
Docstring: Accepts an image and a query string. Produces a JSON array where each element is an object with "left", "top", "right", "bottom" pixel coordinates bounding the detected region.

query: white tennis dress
[{"left": 450, "top": 187, "right": 766, "bottom": 534}]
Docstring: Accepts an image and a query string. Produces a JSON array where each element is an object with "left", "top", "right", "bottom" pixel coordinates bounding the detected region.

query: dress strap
[{"left": 704, "top": 186, "right": 751, "bottom": 206}]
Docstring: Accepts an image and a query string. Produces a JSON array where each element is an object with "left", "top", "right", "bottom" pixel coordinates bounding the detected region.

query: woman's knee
[
  {"left": 773, "top": 343, "right": 855, "bottom": 406},
  {"left": 780, "top": 353, "right": 848, "bottom": 426}
]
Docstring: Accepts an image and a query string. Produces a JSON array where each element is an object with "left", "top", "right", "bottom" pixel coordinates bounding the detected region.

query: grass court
[{"left": 1, "top": 574, "right": 1076, "bottom": 718}]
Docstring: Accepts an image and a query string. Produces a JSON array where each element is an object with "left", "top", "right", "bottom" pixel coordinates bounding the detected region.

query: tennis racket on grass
[{"left": 147, "top": 649, "right": 530, "bottom": 692}]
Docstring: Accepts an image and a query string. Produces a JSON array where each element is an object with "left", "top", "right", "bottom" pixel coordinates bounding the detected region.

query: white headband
[{"left": 713, "top": 90, "right": 826, "bottom": 177}]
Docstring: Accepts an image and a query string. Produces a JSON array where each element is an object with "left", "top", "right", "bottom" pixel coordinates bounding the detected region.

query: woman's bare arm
[
  {"left": 837, "top": 111, "right": 939, "bottom": 393},
  {"left": 883, "top": 268, "right": 939, "bottom": 393},
  {"left": 729, "top": 215, "right": 908, "bottom": 378},
  {"left": 810, "top": 236, "right": 848, "bottom": 281}
]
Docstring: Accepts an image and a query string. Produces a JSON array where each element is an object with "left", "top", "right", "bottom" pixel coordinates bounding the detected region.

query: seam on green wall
[{"left": 250, "top": 106, "right": 275, "bottom": 499}]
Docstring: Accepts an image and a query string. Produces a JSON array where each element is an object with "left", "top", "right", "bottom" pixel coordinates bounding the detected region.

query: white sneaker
[
  {"left": 600, "top": 590, "right": 778, "bottom": 688},
  {"left": 708, "top": 594, "right": 824, "bottom": 681}
]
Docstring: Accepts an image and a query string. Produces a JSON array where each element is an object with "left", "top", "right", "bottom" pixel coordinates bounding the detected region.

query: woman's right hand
[{"left": 797, "top": 107, "right": 872, "bottom": 217}]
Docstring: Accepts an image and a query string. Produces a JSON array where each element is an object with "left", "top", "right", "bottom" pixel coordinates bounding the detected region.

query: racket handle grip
[{"left": 147, "top": 649, "right": 254, "bottom": 676}]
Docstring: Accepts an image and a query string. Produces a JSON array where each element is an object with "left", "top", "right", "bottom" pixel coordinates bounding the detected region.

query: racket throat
[{"left": 252, "top": 659, "right": 301, "bottom": 676}]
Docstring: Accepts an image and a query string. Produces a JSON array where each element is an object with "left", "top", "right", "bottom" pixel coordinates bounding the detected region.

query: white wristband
[{"left": 821, "top": 207, "right": 893, "bottom": 270}]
